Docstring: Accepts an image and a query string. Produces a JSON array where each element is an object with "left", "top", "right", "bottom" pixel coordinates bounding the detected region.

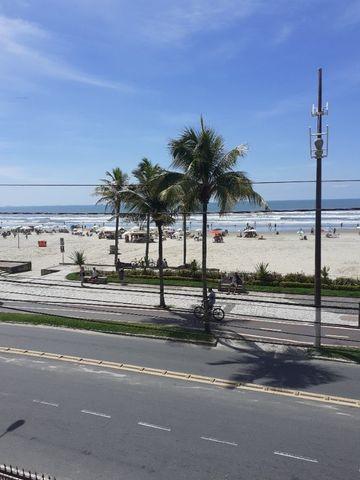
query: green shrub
[
  {"left": 280, "top": 281, "right": 314, "bottom": 289},
  {"left": 283, "top": 272, "right": 314, "bottom": 283},
  {"left": 255, "top": 262, "right": 272, "bottom": 284},
  {"left": 321, "top": 265, "right": 331, "bottom": 282},
  {"left": 333, "top": 277, "right": 360, "bottom": 287}
]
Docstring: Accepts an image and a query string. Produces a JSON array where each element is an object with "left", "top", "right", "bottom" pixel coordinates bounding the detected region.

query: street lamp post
[{"left": 309, "top": 68, "right": 329, "bottom": 348}]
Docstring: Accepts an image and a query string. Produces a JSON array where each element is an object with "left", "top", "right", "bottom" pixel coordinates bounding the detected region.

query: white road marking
[
  {"left": 138, "top": 422, "right": 171, "bottom": 432},
  {"left": 274, "top": 451, "right": 318, "bottom": 463},
  {"left": 200, "top": 436, "right": 238, "bottom": 447},
  {"left": 336, "top": 412, "right": 352, "bottom": 417},
  {"left": 81, "top": 409, "right": 111, "bottom": 418},
  {"left": 325, "top": 334, "right": 349, "bottom": 339},
  {"left": 260, "top": 327, "right": 282, "bottom": 332},
  {"left": 296, "top": 401, "right": 337, "bottom": 410},
  {"left": 80, "top": 367, "right": 126, "bottom": 378},
  {"left": 33, "top": 400, "right": 59, "bottom": 407}
]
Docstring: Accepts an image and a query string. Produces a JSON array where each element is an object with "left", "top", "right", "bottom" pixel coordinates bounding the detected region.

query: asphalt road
[
  {"left": 0, "top": 350, "right": 359, "bottom": 480},
  {"left": 1, "top": 323, "right": 360, "bottom": 399},
  {"left": 1, "top": 298, "right": 360, "bottom": 348}
]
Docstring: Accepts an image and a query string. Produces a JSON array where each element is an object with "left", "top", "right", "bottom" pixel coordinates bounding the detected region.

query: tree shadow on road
[{"left": 208, "top": 334, "right": 343, "bottom": 391}]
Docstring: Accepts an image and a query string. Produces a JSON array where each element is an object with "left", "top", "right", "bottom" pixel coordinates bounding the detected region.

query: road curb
[
  {"left": 309, "top": 354, "right": 358, "bottom": 364},
  {"left": 0, "top": 346, "right": 359, "bottom": 409}
]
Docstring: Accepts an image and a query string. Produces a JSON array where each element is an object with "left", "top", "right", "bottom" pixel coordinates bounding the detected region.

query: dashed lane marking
[
  {"left": 81, "top": 409, "right": 111, "bottom": 418},
  {"left": 336, "top": 412, "right": 352, "bottom": 417},
  {"left": 200, "top": 436, "right": 238, "bottom": 447},
  {"left": 325, "top": 334, "right": 349, "bottom": 339},
  {"left": 33, "top": 399, "right": 59, "bottom": 407},
  {"left": 260, "top": 328, "right": 282, "bottom": 332},
  {"left": 138, "top": 422, "right": 171, "bottom": 432},
  {"left": 274, "top": 451, "right": 319, "bottom": 463}
]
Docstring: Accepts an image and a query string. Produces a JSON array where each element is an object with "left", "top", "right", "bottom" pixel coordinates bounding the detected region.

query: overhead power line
[{"left": 0, "top": 178, "right": 359, "bottom": 187}]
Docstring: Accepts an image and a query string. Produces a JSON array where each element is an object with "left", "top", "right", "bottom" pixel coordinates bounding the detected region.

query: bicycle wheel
[
  {"left": 194, "top": 305, "right": 205, "bottom": 319},
  {"left": 212, "top": 307, "right": 225, "bottom": 321}
]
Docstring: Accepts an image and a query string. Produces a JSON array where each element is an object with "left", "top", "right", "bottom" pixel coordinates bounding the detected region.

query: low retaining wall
[{"left": 0, "top": 260, "right": 31, "bottom": 274}]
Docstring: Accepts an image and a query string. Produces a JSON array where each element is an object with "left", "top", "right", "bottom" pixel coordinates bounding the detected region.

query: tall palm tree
[
  {"left": 125, "top": 173, "right": 177, "bottom": 308},
  {"left": 132, "top": 158, "right": 163, "bottom": 268},
  {"left": 169, "top": 118, "right": 266, "bottom": 332},
  {"left": 94, "top": 168, "right": 129, "bottom": 266}
]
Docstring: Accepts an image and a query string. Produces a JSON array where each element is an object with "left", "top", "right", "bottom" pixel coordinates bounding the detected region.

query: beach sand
[{"left": 0, "top": 230, "right": 359, "bottom": 278}]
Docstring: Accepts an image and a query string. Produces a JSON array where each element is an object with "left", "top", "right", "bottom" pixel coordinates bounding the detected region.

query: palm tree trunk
[
  {"left": 158, "top": 224, "right": 166, "bottom": 308},
  {"left": 202, "top": 202, "right": 210, "bottom": 333},
  {"left": 145, "top": 213, "right": 150, "bottom": 268},
  {"left": 182, "top": 213, "right": 187, "bottom": 266},
  {"left": 114, "top": 206, "right": 120, "bottom": 266}
]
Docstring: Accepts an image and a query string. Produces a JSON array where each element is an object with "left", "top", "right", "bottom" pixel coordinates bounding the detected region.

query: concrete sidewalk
[{"left": 1, "top": 269, "right": 358, "bottom": 327}]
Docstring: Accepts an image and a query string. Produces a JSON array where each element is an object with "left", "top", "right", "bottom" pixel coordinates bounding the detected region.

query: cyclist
[{"left": 207, "top": 287, "right": 216, "bottom": 311}]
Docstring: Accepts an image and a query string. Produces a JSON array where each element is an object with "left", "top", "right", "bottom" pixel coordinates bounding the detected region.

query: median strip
[
  {"left": 0, "top": 312, "right": 215, "bottom": 345},
  {"left": 0, "top": 346, "right": 359, "bottom": 409}
]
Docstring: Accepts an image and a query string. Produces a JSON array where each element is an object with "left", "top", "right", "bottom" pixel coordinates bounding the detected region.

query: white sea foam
[{"left": 0, "top": 209, "right": 359, "bottom": 232}]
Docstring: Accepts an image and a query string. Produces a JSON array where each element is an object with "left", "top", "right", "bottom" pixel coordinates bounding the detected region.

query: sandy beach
[{"left": 0, "top": 230, "right": 359, "bottom": 278}]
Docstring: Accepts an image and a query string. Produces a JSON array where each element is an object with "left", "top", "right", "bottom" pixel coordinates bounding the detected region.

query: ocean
[{"left": 0, "top": 199, "right": 359, "bottom": 233}]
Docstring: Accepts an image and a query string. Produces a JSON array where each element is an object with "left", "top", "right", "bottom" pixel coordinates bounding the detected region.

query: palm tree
[
  {"left": 125, "top": 172, "right": 177, "bottom": 308},
  {"left": 70, "top": 250, "right": 86, "bottom": 270},
  {"left": 132, "top": 158, "right": 163, "bottom": 268},
  {"left": 94, "top": 168, "right": 128, "bottom": 266},
  {"left": 169, "top": 118, "right": 266, "bottom": 332}
]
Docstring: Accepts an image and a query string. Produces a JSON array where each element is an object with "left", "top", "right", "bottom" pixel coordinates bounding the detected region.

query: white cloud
[
  {"left": 138, "top": 0, "right": 264, "bottom": 44},
  {"left": 0, "top": 15, "right": 134, "bottom": 92}
]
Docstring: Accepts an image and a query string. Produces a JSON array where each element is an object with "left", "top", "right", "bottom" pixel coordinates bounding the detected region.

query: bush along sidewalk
[{"left": 67, "top": 263, "right": 360, "bottom": 297}]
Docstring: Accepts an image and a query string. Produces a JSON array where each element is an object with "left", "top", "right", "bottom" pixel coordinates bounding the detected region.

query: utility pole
[{"left": 310, "top": 68, "right": 329, "bottom": 348}]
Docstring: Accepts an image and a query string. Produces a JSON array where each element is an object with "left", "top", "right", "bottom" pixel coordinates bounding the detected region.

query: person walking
[{"left": 80, "top": 265, "right": 85, "bottom": 287}]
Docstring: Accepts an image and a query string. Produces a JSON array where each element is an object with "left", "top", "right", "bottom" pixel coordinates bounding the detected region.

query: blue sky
[{"left": 0, "top": 0, "right": 359, "bottom": 205}]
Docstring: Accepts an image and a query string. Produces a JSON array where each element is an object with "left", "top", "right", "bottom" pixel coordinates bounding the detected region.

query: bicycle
[{"left": 193, "top": 301, "right": 225, "bottom": 322}]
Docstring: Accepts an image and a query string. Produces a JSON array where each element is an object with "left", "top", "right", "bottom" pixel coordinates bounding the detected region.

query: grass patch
[
  {"left": 310, "top": 346, "right": 360, "bottom": 363},
  {"left": 0, "top": 312, "right": 214, "bottom": 344}
]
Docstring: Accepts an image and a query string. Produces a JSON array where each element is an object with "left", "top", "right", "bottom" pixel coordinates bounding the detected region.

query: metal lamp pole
[{"left": 310, "top": 68, "right": 329, "bottom": 348}]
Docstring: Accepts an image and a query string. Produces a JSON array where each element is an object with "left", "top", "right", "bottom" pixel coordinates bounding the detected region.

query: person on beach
[{"left": 80, "top": 265, "right": 85, "bottom": 287}]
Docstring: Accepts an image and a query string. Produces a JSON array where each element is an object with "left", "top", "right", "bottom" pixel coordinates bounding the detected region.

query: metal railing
[{"left": 0, "top": 465, "right": 55, "bottom": 480}]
